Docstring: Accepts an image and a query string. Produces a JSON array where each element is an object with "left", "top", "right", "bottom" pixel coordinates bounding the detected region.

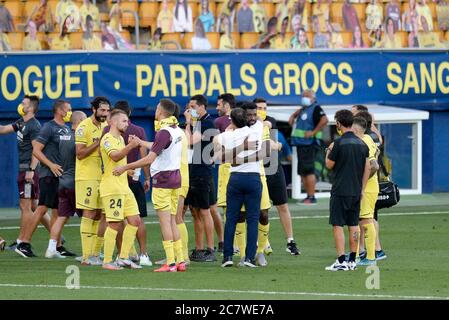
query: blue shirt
[{"left": 199, "top": 12, "right": 215, "bottom": 32}]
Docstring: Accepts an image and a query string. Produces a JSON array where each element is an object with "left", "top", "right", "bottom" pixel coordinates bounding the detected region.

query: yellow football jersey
[
  {"left": 99, "top": 132, "right": 130, "bottom": 197},
  {"left": 75, "top": 117, "right": 106, "bottom": 181},
  {"left": 362, "top": 134, "right": 379, "bottom": 194}
]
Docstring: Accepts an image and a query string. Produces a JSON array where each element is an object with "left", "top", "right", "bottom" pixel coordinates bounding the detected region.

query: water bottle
[
  {"left": 132, "top": 168, "right": 141, "bottom": 181},
  {"left": 24, "top": 182, "right": 32, "bottom": 199}
]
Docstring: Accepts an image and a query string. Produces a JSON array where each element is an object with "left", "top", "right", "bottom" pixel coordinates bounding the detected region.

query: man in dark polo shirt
[
  {"left": 325, "top": 109, "right": 370, "bottom": 272},
  {"left": 184, "top": 94, "right": 219, "bottom": 262},
  {"left": 103, "top": 100, "right": 152, "bottom": 267},
  {"left": 0, "top": 95, "right": 51, "bottom": 251},
  {"left": 16, "top": 99, "right": 72, "bottom": 258},
  {"left": 45, "top": 111, "right": 86, "bottom": 258}
]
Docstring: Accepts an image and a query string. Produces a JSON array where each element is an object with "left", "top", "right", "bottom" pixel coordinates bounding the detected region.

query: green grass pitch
[{"left": 1, "top": 194, "right": 449, "bottom": 300}]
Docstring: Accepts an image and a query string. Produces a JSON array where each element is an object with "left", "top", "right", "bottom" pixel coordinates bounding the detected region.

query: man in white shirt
[{"left": 217, "top": 105, "right": 264, "bottom": 268}]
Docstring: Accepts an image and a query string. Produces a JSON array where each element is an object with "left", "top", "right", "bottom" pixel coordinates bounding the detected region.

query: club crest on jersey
[
  {"left": 104, "top": 140, "right": 111, "bottom": 149},
  {"left": 84, "top": 199, "right": 90, "bottom": 205},
  {"left": 113, "top": 210, "right": 120, "bottom": 217},
  {"left": 76, "top": 128, "right": 84, "bottom": 137}
]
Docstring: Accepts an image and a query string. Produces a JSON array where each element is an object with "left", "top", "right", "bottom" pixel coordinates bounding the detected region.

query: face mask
[
  {"left": 17, "top": 104, "right": 26, "bottom": 117},
  {"left": 301, "top": 97, "right": 312, "bottom": 107},
  {"left": 191, "top": 109, "right": 199, "bottom": 119},
  {"left": 257, "top": 110, "right": 267, "bottom": 121},
  {"left": 63, "top": 111, "right": 72, "bottom": 123},
  {"left": 336, "top": 124, "right": 343, "bottom": 136}
]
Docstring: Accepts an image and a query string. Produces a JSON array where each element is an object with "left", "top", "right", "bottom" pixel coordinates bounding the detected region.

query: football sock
[
  {"left": 93, "top": 237, "right": 104, "bottom": 257},
  {"left": 163, "top": 240, "right": 175, "bottom": 265},
  {"left": 257, "top": 223, "right": 270, "bottom": 254},
  {"left": 365, "top": 222, "right": 376, "bottom": 260},
  {"left": 177, "top": 223, "right": 189, "bottom": 261},
  {"left": 235, "top": 222, "right": 246, "bottom": 257},
  {"left": 338, "top": 255, "right": 346, "bottom": 263},
  {"left": 119, "top": 224, "right": 138, "bottom": 259},
  {"left": 80, "top": 217, "right": 94, "bottom": 260},
  {"left": 103, "top": 227, "right": 118, "bottom": 264},
  {"left": 173, "top": 239, "right": 184, "bottom": 264}
]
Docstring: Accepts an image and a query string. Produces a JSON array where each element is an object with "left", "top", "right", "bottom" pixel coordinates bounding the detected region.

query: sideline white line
[
  {"left": 0, "top": 211, "right": 448, "bottom": 230},
  {"left": 0, "top": 283, "right": 447, "bottom": 300}
]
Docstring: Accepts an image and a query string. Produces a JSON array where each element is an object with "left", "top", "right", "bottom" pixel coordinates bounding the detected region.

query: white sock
[
  {"left": 48, "top": 239, "right": 57, "bottom": 252},
  {"left": 287, "top": 237, "right": 294, "bottom": 243},
  {"left": 16, "top": 239, "right": 22, "bottom": 244}
]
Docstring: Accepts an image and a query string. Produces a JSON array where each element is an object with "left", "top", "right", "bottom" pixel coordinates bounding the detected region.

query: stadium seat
[
  {"left": 100, "top": 12, "right": 110, "bottom": 22},
  {"left": 231, "top": 31, "right": 240, "bottom": 49},
  {"left": 353, "top": 3, "right": 366, "bottom": 31},
  {"left": 161, "top": 32, "right": 182, "bottom": 45},
  {"left": 260, "top": 2, "right": 275, "bottom": 19},
  {"left": 36, "top": 31, "right": 49, "bottom": 49},
  {"left": 340, "top": 31, "right": 352, "bottom": 47},
  {"left": 69, "top": 31, "right": 83, "bottom": 49},
  {"left": 6, "top": 32, "right": 24, "bottom": 51},
  {"left": 306, "top": 31, "right": 313, "bottom": 48},
  {"left": 4, "top": 1, "right": 23, "bottom": 26},
  {"left": 121, "top": 1, "right": 139, "bottom": 27},
  {"left": 139, "top": 2, "right": 159, "bottom": 29},
  {"left": 24, "top": 1, "right": 40, "bottom": 21},
  {"left": 239, "top": 31, "right": 259, "bottom": 49},
  {"left": 395, "top": 31, "right": 408, "bottom": 48},
  {"left": 120, "top": 29, "right": 132, "bottom": 43},
  {"left": 183, "top": 31, "right": 194, "bottom": 49},
  {"left": 331, "top": 2, "right": 344, "bottom": 25},
  {"left": 206, "top": 31, "right": 220, "bottom": 49},
  {"left": 48, "top": 0, "right": 59, "bottom": 21}
]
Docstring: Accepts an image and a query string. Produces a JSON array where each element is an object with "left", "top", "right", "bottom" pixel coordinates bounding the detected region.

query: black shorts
[
  {"left": 186, "top": 175, "right": 216, "bottom": 210},
  {"left": 266, "top": 164, "right": 288, "bottom": 206},
  {"left": 58, "top": 188, "right": 82, "bottom": 217},
  {"left": 296, "top": 145, "right": 319, "bottom": 176},
  {"left": 329, "top": 195, "right": 361, "bottom": 227},
  {"left": 38, "top": 176, "right": 59, "bottom": 209},
  {"left": 374, "top": 208, "right": 378, "bottom": 221},
  {"left": 129, "top": 182, "right": 147, "bottom": 217}
]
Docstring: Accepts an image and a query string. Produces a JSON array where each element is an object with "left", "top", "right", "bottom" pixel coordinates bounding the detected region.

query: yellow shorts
[
  {"left": 76, "top": 180, "right": 101, "bottom": 210},
  {"left": 217, "top": 163, "right": 231, "bottom": 207},
  {"left": 101, "top": 193, "right": 139, "bottom": 222},
  {"left": 179, "top": 185, "right": 189, "bottom": 199},
  {"left": 241, "top": 175, "right": 271, "bottom": 212},
  {"left": 360, "top": 192, "right": 377, "bottom": 219},
  {"left": 152, "top": 187, "right": 179, "bottom": 215}
]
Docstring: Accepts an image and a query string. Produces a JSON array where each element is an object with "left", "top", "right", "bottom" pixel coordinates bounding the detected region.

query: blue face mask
[
  {"left": 191, "top": 109, "right": 199, "bottom": 118},
  {"left": 301, "top": 97, "right": 312, "bottom": 107}
]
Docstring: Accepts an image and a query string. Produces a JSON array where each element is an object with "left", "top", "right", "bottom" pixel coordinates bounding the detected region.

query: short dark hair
[
  {"left": 159, "top": 98, "right": 176, "bottom": 116},
  {"left": 24, "top": 95, "right": 39, "bottom": 113},
  {"left": 230, "top": 107, "right": 247, "bottom": 128},
  {"left": 91, "top": 96, "right": 111, "bottom": 111},
  {"left": 353, "top": 116, "right": 367, "bottom": 132},
  {"left": 114, "top": 100, "right": 131, "bottom": 117},
  {"left": 353, "top": 104, "right": 368, "bottom": 112},
  {"left": 218, "top": 93, "right": 236, "bottom": 109},
  {"left": 173, "top": 103, "right": 181, "bottom": 120},
  {"left": 335, "top": 109, "right": 353, "bottom": 128},
  {"left": 356, "top": 111, "right": 373, "bottom": 128},
  {"left": 110, "top": 108, "right": 128, "bottom": 119},
  {"left": 253, "top": 97, "right": 267, "bottom": 104},
  {"left": 52, "top": 99, "right": 69, "bottom": 114},
  {"left": 240, "top": 102, "right": 257, "bottom": 111},
  {"left": 190, "top": 94, "right": 208, "bottom": 108}
]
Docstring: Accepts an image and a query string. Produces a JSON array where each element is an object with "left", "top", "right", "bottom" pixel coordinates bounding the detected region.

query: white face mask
[
  {"left": 191, "top": 109, "right": 199, "bottom": 118},
  {"left": 301, "top": 97, "right": 312, "bottom": 107}
]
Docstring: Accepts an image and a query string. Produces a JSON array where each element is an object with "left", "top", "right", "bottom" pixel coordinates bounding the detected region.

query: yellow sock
[
  {"left": 235, "top": 222, "right": 246, "bottom": 257},
  {"left": 90, "top": 219, "right": 100, "bottom": 256},
  {"left": 173, "top": 239, "right": 184, "bottom": 264},
  {"left": 103, "top": 227, "right": 118, "bottom": 264},
  {"left": 177, "top": 223, "right": 189, "bottom": 262},
  {"left": 119, "top": 224, "right": 138, "bottom": 259},
  {"left": 129, "top": 242, "right": 138, "bottom": 257},
  {"left": 365, "top": 222, "right": 376, "bottom": 260},
  {"left": 257, "top": 223, "right": 270, "bottom": 254},
  {"left": 162, "top": 240, "right": 175, "bottom": 265},
  {"left": 93, "top": 237, "right": 104, "bottom": 256},
  {"left": 80, "top": 217, "right": 94, "bottom": 260}
]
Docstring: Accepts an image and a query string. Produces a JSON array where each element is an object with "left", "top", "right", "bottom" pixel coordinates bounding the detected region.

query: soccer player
[
  {"left": 254, "top": 97, "right": 300, "bottom": 256},
  {"left": 16, "top": 100, "right": 72, "bottom": 258},
  {"left": 99, "top": 109, "right": 142, "bottom": 270},
  {"left": 0, "top": 96, "right": 51, "bottom": 253},
  {"left": 325, "top": 110, "right": 370, "bottom": 271},
  {"left": 75, "top": 97, "right": 110, "bottom": 265},
  {"left": 45, "top": 111, "right": 87, "bottom": 258},
  {"left": 352, "top": 116, "right": 379, "bottom": 266},
  {"left": 214, "top": 93, "right": 235, "bottom": 253},
  {"left": 113, "top": 99, "right": 186, "bottom": 272},
  {"left": 103, "top": 101, "right": 152, "bottom": 267},
  {"left": 184, "top": 95, "right": 218, "bottom": 262},
  {"left": 219, "top": 107, "right": 263, "bottom": 268}
]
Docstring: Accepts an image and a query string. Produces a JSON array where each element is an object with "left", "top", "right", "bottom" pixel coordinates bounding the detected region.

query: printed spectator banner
[{"left": 0, "top": 51, "right": 448, "bottom": 112}]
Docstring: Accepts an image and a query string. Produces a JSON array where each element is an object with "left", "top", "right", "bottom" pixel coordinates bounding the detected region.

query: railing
[{"left": 122, "top": 9, "right": 140, "bottom": 49}]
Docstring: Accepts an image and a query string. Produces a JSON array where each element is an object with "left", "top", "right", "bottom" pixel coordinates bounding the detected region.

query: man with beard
[{"left": 75, "top": 96, "right": 111, "bottom": 265}]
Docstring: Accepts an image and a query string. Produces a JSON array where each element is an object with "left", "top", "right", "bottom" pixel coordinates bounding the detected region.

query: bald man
[{"left": 45, "top": 111, "right": 87, "bottom": 258}]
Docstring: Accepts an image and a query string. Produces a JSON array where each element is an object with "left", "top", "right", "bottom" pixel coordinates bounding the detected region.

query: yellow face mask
[
  {"left": 336, "top": 124, "right": 343, "bottom": 136},
  {"left": 63, "top": 111, "right": 72, "bottom": 123},
  {"left": 154, "top": 120, "right": 161, "bottom": 132},
  {"left": 257, "top": 110, "right": 267, "bottom": 121},
  {"left": 155, "top": 116, "right": 178, "bottom": 132},
  {"left": 17, "top": 104, "right": 26, "bottom": 117}
]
